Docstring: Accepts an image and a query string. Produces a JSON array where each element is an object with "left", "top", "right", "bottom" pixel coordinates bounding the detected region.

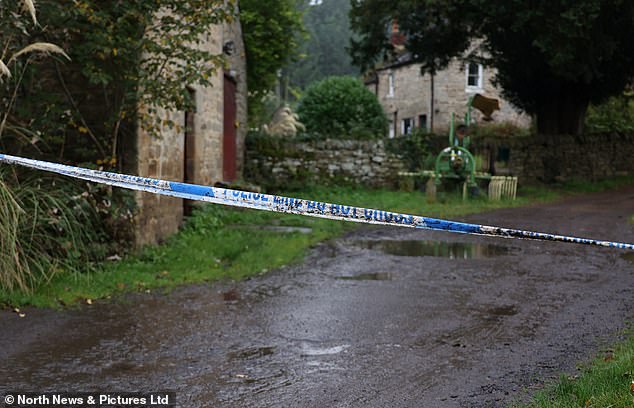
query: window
[
  {"left": 388, "top": 120, "right": 395, "bottom": 138},
  {"left": 401, "top": 118, "right": 414, "bottom": 135},
  {"left": 387, "top": 72, "right": 394, "bottom": 97},
  {"left": 419, "top": 114, "right": 427, "bottom": 130},
  {"left": 465, "top": 62, "right": 483, "bottom": 92}
]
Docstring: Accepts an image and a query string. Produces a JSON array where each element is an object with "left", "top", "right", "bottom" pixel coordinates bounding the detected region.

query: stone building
[
  {"left": 132, "top": 16, "right": 247, "bottom": 246},
  {"left": 366, "top": 54, "right": 531, "bottom": 137}
]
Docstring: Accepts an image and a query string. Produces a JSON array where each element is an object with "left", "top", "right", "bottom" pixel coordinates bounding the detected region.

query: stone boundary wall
[
  {"left": 505, "top": 133, "right": 634, "bottom": 183},
  {"left": 245, "top": 133, "right": 634, "bottom": 190},
  {"left": 245, "top": 138, "right": 406, "bottom": 190}
]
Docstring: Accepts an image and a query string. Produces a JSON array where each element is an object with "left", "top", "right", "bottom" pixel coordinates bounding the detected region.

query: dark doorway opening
[
  {"left": 184, "top": 88, "right": 196, "bottom": 217},
  {"left": 223, "top": 75, "right": 237, "bottom": 182}
]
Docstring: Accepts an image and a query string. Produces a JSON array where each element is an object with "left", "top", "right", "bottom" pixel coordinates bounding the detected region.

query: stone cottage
[
  {"left": 132, "top": 16, "right": 247, "bottom": 246},
  {"left": 366, "top": 54, "right": 530, "bottom": 137}
]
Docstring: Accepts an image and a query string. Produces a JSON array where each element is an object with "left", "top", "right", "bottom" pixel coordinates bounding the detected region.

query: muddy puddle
[
  {"left": 337, "top": 272, "right": 392, "bottom": 281},
  {"left": 2, "top": 187, "right": 634, "bottom": 408},
  {"left": 353, "top": 239, "right": 515, "bottom": 259}
]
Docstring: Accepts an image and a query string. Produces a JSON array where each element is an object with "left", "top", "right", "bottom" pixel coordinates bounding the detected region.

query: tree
[
  {"left": 297, "top": 76, "right": 388, "bottom": 138},
  {"left": 349, "top": 0, "right": 634, "bottom": 135},
  {"left": 1, "top": 0, "right": 235, "bottom": 163},
  {"left": 287, "top": 0, "right": 358, "bottom": 90},
  {"left": 240, "top": 0, "right": 305, "bottom": 124}
]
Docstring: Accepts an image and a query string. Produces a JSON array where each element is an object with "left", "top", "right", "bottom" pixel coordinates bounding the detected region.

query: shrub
[
  {"left": 297, "top": 76, "right": 388, "bottom": 139},
  {"left": 0, "top": 172, "right": 135, "bottom": 293},
  {"left": 585, "top": 93, "right": 634, "bottom": 133},
  {"left": 386, "top": 129, "right": 432, "bottom": 171}
]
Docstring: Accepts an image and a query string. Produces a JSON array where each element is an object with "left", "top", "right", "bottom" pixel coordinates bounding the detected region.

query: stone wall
[
  {"left": 246, "top": 133, "right": 634, "bottom": 191},
  {"left": 505, "top": 133, "right": 634, "bottom": 184},
  {"left": 245, "top": 138, "right": 406, "bottom": 190},
  {"left": 134, "top": 14, "right": 248, "bottom": 246}
]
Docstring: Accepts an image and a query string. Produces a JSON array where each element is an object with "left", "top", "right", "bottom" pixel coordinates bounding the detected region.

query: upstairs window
[
  {"left": 387, "top": 72, "right": 395, "bottom": 97},
  {"left": 465, "top": 62, "right": 483, "bottom": 92}
]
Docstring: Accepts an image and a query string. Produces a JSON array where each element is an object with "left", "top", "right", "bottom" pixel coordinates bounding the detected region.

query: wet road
[{"left": 1, "top": 187, "right": 634, "bottom": 407}]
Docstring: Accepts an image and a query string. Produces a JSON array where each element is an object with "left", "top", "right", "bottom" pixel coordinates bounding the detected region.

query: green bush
[
  {"left": 469, "top": 122, "right": 531, "bottom": 142},
  {"left": 386, "top": 129, "right": 433, "bottom": 172},
  {"left": 585, "top": 92, "right": 634, "bottom": 133},
  {"left": 297, "top": 76, "right": 388, "bottom": 139}
]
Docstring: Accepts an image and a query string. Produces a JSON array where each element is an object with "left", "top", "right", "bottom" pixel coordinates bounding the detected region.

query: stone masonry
[
  {"left": 370, "top": 59, "right": 530, "bottom": 136},
  {"left": 246, "top": 139, "right": 406, "bottom": 190},
  {"left": 246, "top": 133, "right": 634, "bottom": 190},
  {"left": 134, "top": 14, "right": 247, "bottom": 246}
]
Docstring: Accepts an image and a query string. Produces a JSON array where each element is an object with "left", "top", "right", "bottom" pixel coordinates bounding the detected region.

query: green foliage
[
  {"left": 0, "top": 172, "right": 135, "bottom": 293},
  {"left": 0, "top": 1, "right": 234, "bottom": 284},
  {"left": 585, "top": 91, "right": 634, "bottom": 133},
  {"left": 296, "top": 76, "right": 388, "bottom": 138},
  {"left": 349, "top": 0, "right": 634, "bottom": 135},
  {"left": 386, "top": 129, "right": 432, "bottom": 171},
  {"left": 1, "top": 0, "right": 234, "bottom": 161},
  {"left": 469, "top": 123, "right": 532, "bottom": 142},
  {"left": 287, "top": 0, "right": 358, "bottom": 90},
  {"left": 241, "top": 0, "right": 305, "bottom": 124},
  {"left": 0, "top": 0, "right": 70, "bottom": 154},
  {"left": 514, "top": 331, "right": 634, "bottom": 408}
]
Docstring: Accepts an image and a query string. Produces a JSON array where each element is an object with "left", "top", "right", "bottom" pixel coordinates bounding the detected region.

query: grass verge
[
  {"left": 1, "top": 176, "right": 632, "bottom": 308},
  {"left": 512, "top": 330, "right": 634, "bottom": 408}
]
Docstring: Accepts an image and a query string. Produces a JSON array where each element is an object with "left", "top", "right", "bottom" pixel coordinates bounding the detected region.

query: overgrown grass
[
  {"left": 512, "top": 330, "right": 634, "bottom": 408},
  {"left": 1, "top": 176, "right": 632, "bottom": 308},
  {"left": 0, "top": 173, "right": 104, "bottom": 293}
]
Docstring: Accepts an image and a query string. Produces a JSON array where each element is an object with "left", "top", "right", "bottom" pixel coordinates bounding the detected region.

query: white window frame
[
  {"left": 388, "top": 120, "right": 395, "bottom": 138},
  {"left": 387, "top": 72, "right": 395, "bottom": 98},
  {"left": 465, "top": 63, "right": 483, "bottom": 93}
]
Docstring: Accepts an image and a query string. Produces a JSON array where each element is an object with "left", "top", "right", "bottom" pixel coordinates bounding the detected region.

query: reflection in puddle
[
  {"left": 337, "top": 272, "right": 392, "bottom": 281},
  {"left": 354, "top": 239, "right": 514, "bottom": 259},
  {"left": 300, "top": 344, "right": 349, "bottom": 357}
]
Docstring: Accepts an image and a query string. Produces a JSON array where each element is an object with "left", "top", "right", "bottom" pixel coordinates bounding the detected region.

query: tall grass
[
  {"left": 0, "top": 172, "right": 104, "bottom": 293},
  {"left": 0, "top": 177, "right": 29, "bottom": 291}
]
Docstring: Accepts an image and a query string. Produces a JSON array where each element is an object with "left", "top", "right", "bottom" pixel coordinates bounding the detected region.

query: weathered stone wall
[
  {"left": 428, "top": 132, "right": 634, "bottom": 184},
  {"left": 245, "top": 138, "right": 407, "bottom": 190},
  {"left": 372, "top": 59, "right": 531, "bottom": 136},
  {"left": 246, "top": 133, "right": 634, "bottom": 190},
  {"left": 505, "top": 133, "right": 634, "bottom": 184},
  {"left": 134, "top": 14, "right": 248, "bottom": 246}
]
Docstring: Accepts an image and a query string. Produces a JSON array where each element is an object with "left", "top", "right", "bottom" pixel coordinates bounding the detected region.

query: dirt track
[{"left": 1, "top": 186, "right": 633, "bottom": 407}]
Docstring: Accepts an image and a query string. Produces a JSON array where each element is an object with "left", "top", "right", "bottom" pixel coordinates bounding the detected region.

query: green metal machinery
[
  {"left": 399, "top": 94, "right": 517, "bottom": 200},
  {"left": 431, "top": 96, "right": 485, "bottom": 198}
]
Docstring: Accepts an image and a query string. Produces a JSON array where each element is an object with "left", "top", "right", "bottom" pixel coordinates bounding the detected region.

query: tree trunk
[
  {"left": 536, "top": 89, "right": 589, "bottom": 136},
  {"left": 534, "top": 87, "right": 590, "bottom": 182}
]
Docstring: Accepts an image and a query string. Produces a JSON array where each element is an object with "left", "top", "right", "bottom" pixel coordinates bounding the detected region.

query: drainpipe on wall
[{"left": 430, "top": 73, "right": 435, "bottom": 132}]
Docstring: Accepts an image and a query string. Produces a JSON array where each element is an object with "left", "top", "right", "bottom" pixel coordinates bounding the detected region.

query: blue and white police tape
[{"left": 0, "top": 152, "right": 632, "bottom": 250}]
